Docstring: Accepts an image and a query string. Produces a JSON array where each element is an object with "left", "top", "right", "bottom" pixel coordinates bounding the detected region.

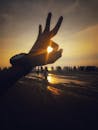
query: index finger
[{"left": 44, "top": 12, "right": 52, "bottom": 32}]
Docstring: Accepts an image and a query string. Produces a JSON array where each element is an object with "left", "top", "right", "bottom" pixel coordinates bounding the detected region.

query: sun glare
[{"left": 47, "top": 46, "right": 53, "bottom": 53}]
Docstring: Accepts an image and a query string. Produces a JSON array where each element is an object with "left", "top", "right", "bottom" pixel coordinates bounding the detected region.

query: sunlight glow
[
  {"left": 47, "top": 86, "right": 62, "bottom": 95},
  {"left": 47, "top": 75, "right": 55, "bottom": 84},
  {"left": 47, "top": 46, "right": 53, "bottom": 53}
]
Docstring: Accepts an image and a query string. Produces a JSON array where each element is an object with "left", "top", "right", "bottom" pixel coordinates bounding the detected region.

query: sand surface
[{"left": 0, "top": 72, "right": 98, "bottom": 129}]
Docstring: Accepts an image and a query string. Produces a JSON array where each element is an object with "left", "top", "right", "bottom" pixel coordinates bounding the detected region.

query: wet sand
[{"left": 0, "top": 72, "right": 98, "bottom": 129}]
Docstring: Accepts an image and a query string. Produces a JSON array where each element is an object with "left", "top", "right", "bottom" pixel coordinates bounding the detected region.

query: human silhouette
[
  {"left": 43, "top": 67, "right": 48, "bottom": 83},
  {"left": 0, "top": 12, "right": 63, "bottom": 94}
]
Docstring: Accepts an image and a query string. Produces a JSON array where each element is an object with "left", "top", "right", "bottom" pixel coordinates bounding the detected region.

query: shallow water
[
  {"left": 47, "top": 74, "right": 88, "bottom": 85},
  {"left": 26, "top": 73, "right": 88, "bottom": 86}
]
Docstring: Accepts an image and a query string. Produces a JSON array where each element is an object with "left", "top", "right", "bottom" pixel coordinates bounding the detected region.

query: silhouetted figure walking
[{"left": 43, "top": 67, "right": 48, "bottom": 83}]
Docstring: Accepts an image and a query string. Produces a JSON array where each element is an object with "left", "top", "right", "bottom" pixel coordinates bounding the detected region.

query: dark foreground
[{"left": 0, "top": 72, "right": 98, "bottom": 129}]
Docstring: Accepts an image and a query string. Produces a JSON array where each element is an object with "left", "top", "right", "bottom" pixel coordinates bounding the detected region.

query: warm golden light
[
  {"left": 47, "top": 46, "right": 53, "bottom": 53},
  {"left": 47, "top": 75, "right": 55, "bottom": 84},
  {"left": 47, "top": 86, "right": 62, "bottom": 95}
]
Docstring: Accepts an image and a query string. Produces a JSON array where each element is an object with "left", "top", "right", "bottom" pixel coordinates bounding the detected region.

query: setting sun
[{"left": 47, "top": 46, "right": 53, "bottom": 53}]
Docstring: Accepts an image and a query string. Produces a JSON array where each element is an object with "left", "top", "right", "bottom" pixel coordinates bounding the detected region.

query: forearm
[{"left": 0, "top": 66, "right": 32, "bottom": 93}]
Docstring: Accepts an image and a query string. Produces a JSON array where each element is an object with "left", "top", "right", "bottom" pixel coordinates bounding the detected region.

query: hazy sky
[{"left": 0, "top": 0, "right": 98, "bottom": 67}]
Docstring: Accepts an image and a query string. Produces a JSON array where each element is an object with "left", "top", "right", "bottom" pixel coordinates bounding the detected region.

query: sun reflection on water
[
  {"left": 47, "top": 74, "right": 88, "bottom": 85},
  {"left": 47, "top": 74, "right": 63, "bottom": 95},
  {"left": 47, "top": 75, "right": 55, "bottom": 84},
  {"left": 47, "top": 86, "right": 62, "bottom": 95}
]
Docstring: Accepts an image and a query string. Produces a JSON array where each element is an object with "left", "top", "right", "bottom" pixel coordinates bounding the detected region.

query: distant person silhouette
[
  {"left": 0, "top": 12, "right": 63, "bottom": 94},
  {"left": 43, "top": 67, "right": 48, "bottom": 83}
]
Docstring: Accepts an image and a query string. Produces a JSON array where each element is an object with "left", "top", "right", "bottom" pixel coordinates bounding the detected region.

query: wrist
[{"left": 10, "top": 53, "right": 33, "bottom": 71}]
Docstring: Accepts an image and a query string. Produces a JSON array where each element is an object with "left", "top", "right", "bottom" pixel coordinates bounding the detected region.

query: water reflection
[
  {"left": 26, "top": 72, "right": 88, "bottom": 96},
  {"left": 47, "top": 86, "right": 62, "bottom": 95},
  {"left": 47, "top": 75, "right": 55, "bottom": 83},
  {"left": 47, "top": 74, "right": 88, "bottom": 85}
]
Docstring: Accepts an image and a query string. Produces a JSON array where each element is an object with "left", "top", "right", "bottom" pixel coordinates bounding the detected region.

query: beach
[{"left": 0, "top": 71, "right": 98, "bottom": 129}]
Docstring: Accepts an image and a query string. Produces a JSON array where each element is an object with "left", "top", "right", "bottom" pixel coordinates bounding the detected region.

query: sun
[{"left": 47, "top": 46, "right": 53, "bottom": 53}]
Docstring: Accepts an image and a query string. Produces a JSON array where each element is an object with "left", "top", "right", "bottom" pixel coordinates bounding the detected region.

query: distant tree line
[
  {"left": 0, "top": 66, "right": 98, "bottom": 75},
  {"left": 32, "top": 65, "right": 98, "bottom": 73},
  {"left": 56, "top": 66, "right": 98, "bottom": 72},
  {"left": 63, "top": 66, "right": 98, "bottom": 72}
]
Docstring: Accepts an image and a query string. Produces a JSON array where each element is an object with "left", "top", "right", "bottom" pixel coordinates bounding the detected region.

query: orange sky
[
  {"left": 1, "top": 24, "right": 98, "bottom": 68},
  {"left": 0, "top": 0, "right": 98, "bottom": 68}
]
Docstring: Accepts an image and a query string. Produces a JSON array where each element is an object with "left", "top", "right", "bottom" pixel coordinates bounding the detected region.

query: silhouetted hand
[
  {"left": 10, "top": 13, "right": 63, "bottom": 67},
  {"left": 28, "top": 12, "right": 63, "bottom": 66}
]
